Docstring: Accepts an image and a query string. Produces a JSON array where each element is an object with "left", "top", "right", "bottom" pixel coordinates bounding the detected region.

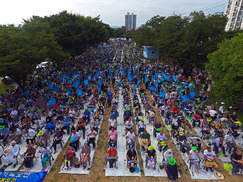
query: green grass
[
  {"left": 0, "top": 81, "right": 12, "bottom": 94},
  {"left": 96, "top": 175, "right": 101, "bottom": 181}
]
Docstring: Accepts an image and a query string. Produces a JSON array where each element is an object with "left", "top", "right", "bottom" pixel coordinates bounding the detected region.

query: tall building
[
  {"left": 125, "top": 12, "right": 137, "bottom": 31},
  {"left": 225, "top": 0, "right": 243, "bottom": 31}
]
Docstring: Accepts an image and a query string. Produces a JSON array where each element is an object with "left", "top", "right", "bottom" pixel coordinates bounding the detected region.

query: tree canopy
[
  {"left": 0, "top": 25, "right": 68, "bottom": 88},
  {"left": 206, "top": 32, "right": 243, "bottom": 105},
  {"left": 132, "top": 11, "right": 227, "bottom": 73},
  {"left": 0, "top": 11, "right": 113, "bottom": 88}
]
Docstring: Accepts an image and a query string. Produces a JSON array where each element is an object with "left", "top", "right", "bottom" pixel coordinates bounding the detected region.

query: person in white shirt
[
  {"left": 108, "top": 117, "right": 117, "bottom": 130},
  {"left": 39, "top": 146, "right": 52, "bottom": 171},
  {"left": 10, "top": 107, "right": 18, "bottom": 119},
  {"left": 87, "top": 128, "right": 97, "bottom": 149},
  {"left": 5, "top": 141, "right": 19, "bottom": 168},
  {"left": 203, "top": 147, "right": 218, "bottom": 172},
  {"left": 37, "top": 116, "right": 46, "bottom": 130},
  {"left": 69, "top": 108, "right": 76, "bottom": 122},
  {"left": 224, "top": 131, "right": 237, "bottom": 154},
  {"left": 26, "top": 128, "right": 36, "bottom": 145},
  {"left": 125, "top": 119, "right": 133, "bottom": 133},
  {"left": 137, "top": 118, "right": 146, "bottom": 137},
  {"left": 189, "top": 146, "right": 200, "bottom": 173},
  {"left": 126, "top": 129, "right": 135, "bottom": 148},
  {"left": 157, "top": 130, "right": 167, "bottom": 152}
]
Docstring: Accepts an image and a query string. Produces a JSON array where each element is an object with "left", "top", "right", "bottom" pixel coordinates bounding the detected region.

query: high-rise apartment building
[
  {"left": 125, "top": 12, "right": 137, "bottom": 31},
  {"left": 225, "top": 0, "right": 243, "bottom": 31}
]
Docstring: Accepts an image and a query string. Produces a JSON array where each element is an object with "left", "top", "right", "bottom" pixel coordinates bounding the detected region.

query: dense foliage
[
  {"left": 133, "top": 11, "right": 227, "bottom": 73},
  {"left": 0, "top": 11, "right": 113, "bottom": 88},
  {"left": 206, "top": 32, "right": 243, "bottom": 105}
]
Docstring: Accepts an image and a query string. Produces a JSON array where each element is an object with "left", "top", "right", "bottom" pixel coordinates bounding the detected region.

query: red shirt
[{"left": 193, "top": 114, "right": 200, "bottom": 120}]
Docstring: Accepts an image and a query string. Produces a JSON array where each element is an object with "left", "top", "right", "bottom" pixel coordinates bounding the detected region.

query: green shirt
[{"left": 141, "top": 133, "right": 150, "bottom": 140}]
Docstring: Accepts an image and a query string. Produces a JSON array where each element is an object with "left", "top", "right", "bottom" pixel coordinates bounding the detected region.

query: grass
[
  {"left": 0, "top": 81, "right": 12, "bottom": 94},
  {"left": 96, "top": 175, "right": 101, "bottom": 181},
  {"left": 50, "top": 166, "right": 56, "bottom": 172}
]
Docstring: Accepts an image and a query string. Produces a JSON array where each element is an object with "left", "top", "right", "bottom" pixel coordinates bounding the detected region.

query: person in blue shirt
[
  {"left": 107, "top": 90, "right": 112, "bottom": 106},
  {"left": 84, "top": 108, "right": 91, "bottom": 124},
  {"left": 61, "top": 115, "right": 71, "bottom": 134},
  {"left": 111, "top": 110, "right": 119, "bottom": 120}
]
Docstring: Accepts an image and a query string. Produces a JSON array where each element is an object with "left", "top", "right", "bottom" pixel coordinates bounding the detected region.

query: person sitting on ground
[
  {"left": 11, "top": 127, "right": 22, "bottom": 144},
  {"left": 65, "top": 149, "right": 76, "bottom": 170},
  {"left": 126, "top": 129, "right": 136, "bottom": 149},
  {"left": 157, "top": 130, "right": 167, "bottom": 152},
  {"left": 189, "top": 146, "right": 200, "bottom": 174},
  {"left": 231, "top": 149, "right": 243, "bottom": 175},
  {"left": 141, "top": 130, "right": 151, "bottom": 151},
  {"left": 51, "top": 128, "right": 63, "bottom": 154},
  {"left": 146, "top": 146, "right": 157, "bottom": 170},
  {"left": 22, "top": 144, "right": 36, "bottom": 168},
  {"left": 165, "top": 158, "right": 178, "bottom": 180},
  {"left": 224, "top": 131, "right": 237, "bottom": 154},
  {"left": 127, "top": 147, "right": 137, "bottom": 171},
  {"left": 4, "top": 141, "right": 19, "bottom": 168},
  {"left": 87, "top": 128, "right": 97, "bottom": 150},
  {"left": 106, "top": 147, "right": 118, "bottom": 168},
  {"left": 108, "top": 127, "right": 118, "bottom": 147},
  {"left": 203, "top": 147, "right": 218, "bottom": 172},
  {"left": 70, "top": 129, "right": 80, "bottom": 151},
  {"left": 81, "top": 142, "right": 91, "bottom": 169}
]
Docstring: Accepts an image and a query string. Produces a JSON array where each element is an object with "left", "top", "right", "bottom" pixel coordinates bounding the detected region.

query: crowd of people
[{"left": 0, "top": 39, "right": 242, "bottom": 179}]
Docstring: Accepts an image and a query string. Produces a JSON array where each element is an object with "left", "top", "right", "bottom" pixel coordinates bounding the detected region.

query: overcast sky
[{"left": 0, "top": 0, "right": 227, "bottom": 27}]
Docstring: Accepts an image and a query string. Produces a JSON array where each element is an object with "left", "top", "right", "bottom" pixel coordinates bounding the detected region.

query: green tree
[
  {"left": 206, "top": 32, "right": 243, "bottom": 105},
  {"left": 23, "top": 11, "right": 111, "bottom": 56},
  {"left": 0, "top": 25, "right": 68, "bottom": 89}
]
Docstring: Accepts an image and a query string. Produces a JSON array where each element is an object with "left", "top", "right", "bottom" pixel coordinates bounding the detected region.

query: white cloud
[{"left": 0, "top": 0, "right": 227, "bottom": 26}]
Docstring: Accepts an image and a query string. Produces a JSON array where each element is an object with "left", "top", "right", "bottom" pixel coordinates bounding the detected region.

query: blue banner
[{"left": 0, "top": 171, "right": 47, "bottom": 182}]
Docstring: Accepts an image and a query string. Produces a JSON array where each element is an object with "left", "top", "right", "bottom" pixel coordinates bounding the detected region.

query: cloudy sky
[{"left": 0, "top": 0, "right": 227, "bottom": 27}]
